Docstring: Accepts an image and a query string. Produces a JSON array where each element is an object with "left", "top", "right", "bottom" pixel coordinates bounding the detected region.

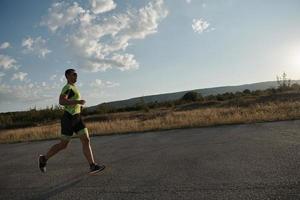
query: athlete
[{"left": 39, "top": 69, "right": 105, "bottom": 174}]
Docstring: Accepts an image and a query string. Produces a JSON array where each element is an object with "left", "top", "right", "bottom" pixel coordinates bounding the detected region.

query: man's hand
[
  {"left": 59, "top": 95, "right": 86, "bottom": 106},
  {"left": 78, "top": 100, "right": 86, "bottom": 105}
]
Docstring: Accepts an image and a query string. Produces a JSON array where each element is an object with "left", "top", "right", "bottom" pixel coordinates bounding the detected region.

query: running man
[{"left": 39, "top": 69, "right": 105, "bottom": 174}]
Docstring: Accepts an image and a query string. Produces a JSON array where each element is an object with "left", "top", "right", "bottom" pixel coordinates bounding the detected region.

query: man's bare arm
[{"left": 59, "top": 95, "right": 86, "bottom": 106}]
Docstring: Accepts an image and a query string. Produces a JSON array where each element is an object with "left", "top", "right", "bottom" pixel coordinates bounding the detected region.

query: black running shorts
[{"left": 61, "top": 111, "right": 86, "bottom": 137}]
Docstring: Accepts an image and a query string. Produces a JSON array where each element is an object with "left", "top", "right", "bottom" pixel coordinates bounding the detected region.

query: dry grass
[
  {"left": 0, "top": 123, "right": 60, "bottom": 143},
  {"left": 1, "top": 101, "right": 300, "bottom": 143}
]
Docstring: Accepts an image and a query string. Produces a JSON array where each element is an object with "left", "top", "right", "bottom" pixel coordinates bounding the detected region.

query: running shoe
[
  {"left": 39, "top": 155, "right": 47, "bottom": 173},
  {"left": 89, "top": 163, "right": 105, "bottom": 174}
]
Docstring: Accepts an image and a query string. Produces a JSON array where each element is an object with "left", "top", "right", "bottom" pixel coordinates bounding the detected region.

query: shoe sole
[{"left": 89, "top": 165, "right": 105, "bottom": 174}]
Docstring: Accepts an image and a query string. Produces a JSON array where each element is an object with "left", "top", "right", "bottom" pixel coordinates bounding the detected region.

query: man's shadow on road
[{"left": 32, "top": 173, "right": 88, "bottom": 200}]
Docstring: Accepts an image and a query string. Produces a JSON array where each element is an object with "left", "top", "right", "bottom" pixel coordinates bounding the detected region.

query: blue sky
[{"left": 0, "top": 0, "right": 300, "bottom": 112}]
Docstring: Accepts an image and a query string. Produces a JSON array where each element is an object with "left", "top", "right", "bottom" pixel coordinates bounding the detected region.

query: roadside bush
[
  {"left": 181, "top": 91, "right": 199, "bottom": 102},
  {"left": 0, "top": 105, "right": 63, "bottom": 129},
  {"left": 205, "top": 95, "right": 217, "bottom": 101},
  {"left": 252, "top": 90, "right": 263, "bottom": 96},
  {"left": 291, "top": 83, "right": 300, "bottom": 91},
  {"left": 243, "top": 89, "right": 251, "bottom": 95}
]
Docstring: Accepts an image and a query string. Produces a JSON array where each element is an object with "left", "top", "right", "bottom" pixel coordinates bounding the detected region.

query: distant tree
[
  {"left": 198, "top": 93, "right": 204, "bottom": 101},
  {"left": 291, "top": 83, "right": 300, "bottom": 91},
  {"left": 148, "top": 101, "right": 159, "bottom": 109},
  {"left": 205, "top": 95, "right": 217, "bottom": 101},
  {"left": 181, "top": 91, "right": 198, "bottom": 102},
  {"left": 243, "top": 89, "right": 251, "bottom": 95},
  {"left": 0, "top": 115, "right": 13, "bottom": 129},
  {"left": 222, "top": 92, "right": 235, "bottom": 100},
  {"left": 277, "top": 72, "right": 291, "bottom": 91},
  {"left": 136, "top": 97, "right": 149, "bottom": 112},
  {"left": 235, "top": 91, "right": 243, "bottom": 97},
  {"left": 252, "top": 90, "right": 263, "bottom": 96},
  {"left": 94, "top": 103, "right": 114, "bottom": 114},
  {"left": 216, "top": 94, "right": 224, "bottom": 101},
  {"left": 265, "top": 88, "right": 277, "bottom": 95}
]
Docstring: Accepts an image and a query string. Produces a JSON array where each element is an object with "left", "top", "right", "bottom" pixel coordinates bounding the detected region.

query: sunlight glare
[{"left": 290, "top": 47, "right": 300, "bottom": 66}]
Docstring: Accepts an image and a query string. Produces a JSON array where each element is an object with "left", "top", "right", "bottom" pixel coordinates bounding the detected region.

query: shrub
[
  {"left": 181, "top": 91, "right": 199, "bottom": 102},
  {"left": 243, "top": 89, "right": 251, "bottom": 94},
  {"left": 291, "top": 83, "right": 300, "bottom": 91}
]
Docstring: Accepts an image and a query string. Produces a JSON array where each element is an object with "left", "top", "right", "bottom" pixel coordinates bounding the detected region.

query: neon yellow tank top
[{"left": 60, "top": 84, "right": 81, "bottom": 115}]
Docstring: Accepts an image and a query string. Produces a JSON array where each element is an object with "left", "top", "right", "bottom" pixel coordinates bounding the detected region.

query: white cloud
[
  {"left": 0, "top": 42, "right": 10, "bottom": 49},
  {"left": 50, "top": 74, "right": 57, "bottom": 80},
  {"left": 22, "top": 37, "right": 33, "bottom": 49},
  {"left": 82, "top": 61, "right": 112, "bottom": 72},
  {"left": 90, "top": 79, "right": 102, "bottom": 87},
  {"left": 90, "top": 79, "right": 119, "bottom": 88},
  {"left": 125, "top": 0, "right": 168, "bottom": 39},
  {"left": 186, "top": 0, "right": 192, "bottom": 4},
  {"left": 192, "top": 18, "right": 210, "bottom": 34},
  {"left": 41, "top": 2, "right": 85, "bottom": 32},
  {"left": 0, "top": 54, "right": 18, "bottom": 70},
  {"left": 22, "top": 36, "right": 51, "bottom": 58},
  {"left": 79, "top": 10, "right": 95, "bottom": 26},
  {"left": 0, "top": 81, "right": 59, "bottom": 104},
  {"left": 111, "top": 54, "right": 139, "bottom": 71},
  {"left": 42, "top": 0, "right": 168, "bottom": 72},
  {"left": 11, "top": 72, "right": 28, "bottom": 82},
  {"left": 105, "top": 80, "right": 120, "bottom": 88},
  {"left": 90, "top": 0, "right": 116, "bottom": 14}
]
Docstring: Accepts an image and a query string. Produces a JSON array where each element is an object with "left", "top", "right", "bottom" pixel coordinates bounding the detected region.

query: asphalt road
[{"left": 1, "top": 120, "right": 300, "bottom": 200}]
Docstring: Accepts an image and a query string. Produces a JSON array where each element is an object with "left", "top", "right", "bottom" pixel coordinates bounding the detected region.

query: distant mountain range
[{"left": 88, "top": 80, "right": 300, "bottom": 111}]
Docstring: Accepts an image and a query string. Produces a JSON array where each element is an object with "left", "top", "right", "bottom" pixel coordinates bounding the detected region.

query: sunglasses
[{"left": 70, "top": 72, "right": 77, "bottom": 76}]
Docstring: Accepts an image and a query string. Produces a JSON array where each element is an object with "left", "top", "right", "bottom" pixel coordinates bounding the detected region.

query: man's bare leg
[
  {"left": 45, "top": 139, "right": 70, "bottom": 160},
  {"left": 39, "top": 139, "right": 69, "bottom": 173},
  {"left": 79, "top": 133, "right": 105, "bottom": 173},
  {"left": 79, "top": 134, "right": 95, "bottom": 165}
]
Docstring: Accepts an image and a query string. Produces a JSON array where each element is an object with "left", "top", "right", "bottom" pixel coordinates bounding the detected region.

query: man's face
[{"left": 67, "top": 71, "right": 77, "bottom": 83}]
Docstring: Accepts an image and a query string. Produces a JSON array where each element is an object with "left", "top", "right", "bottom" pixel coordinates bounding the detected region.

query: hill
[{"left": 88, "top": 80, "right": 300, "bottom": 111}]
